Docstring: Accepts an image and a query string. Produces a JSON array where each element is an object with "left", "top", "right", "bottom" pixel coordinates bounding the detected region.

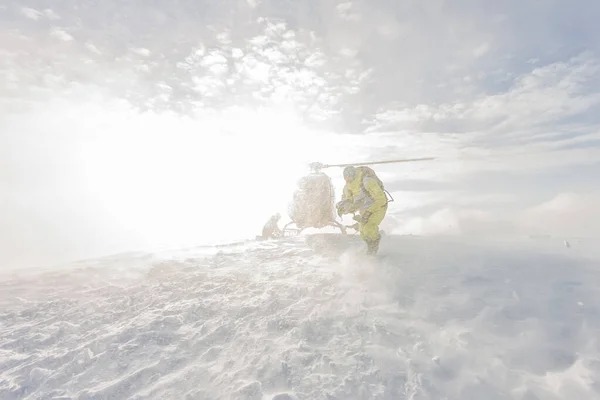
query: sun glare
[{"left": 71, "top": 102, "right": 351, "bottom": 249}]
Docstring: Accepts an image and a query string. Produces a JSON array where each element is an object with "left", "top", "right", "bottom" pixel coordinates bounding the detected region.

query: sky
[{"left": 1, "top": 0, "right": 600, "bottom": 269}]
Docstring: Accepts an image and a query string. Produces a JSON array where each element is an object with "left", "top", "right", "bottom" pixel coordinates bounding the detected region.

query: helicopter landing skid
[{"left": 282, "top": 220, "right": 352, "bottom": 236}]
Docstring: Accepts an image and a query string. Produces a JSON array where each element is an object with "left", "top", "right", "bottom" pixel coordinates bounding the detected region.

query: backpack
[
  {"left": 356, "top": 166, "right": 394, "bottom": 204},
  {"left": 357, "top": 166, "right": 384, "bottom": 190}
]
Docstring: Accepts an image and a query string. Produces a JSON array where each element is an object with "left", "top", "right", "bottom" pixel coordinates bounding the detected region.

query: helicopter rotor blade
[{"left": 320, "top": 157, "right": 435, "bottom": 169}]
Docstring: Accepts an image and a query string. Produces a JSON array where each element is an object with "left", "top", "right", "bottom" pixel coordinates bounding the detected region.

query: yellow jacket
[{"left": 341, "top": 168, "right": 387, "bottom": 213}]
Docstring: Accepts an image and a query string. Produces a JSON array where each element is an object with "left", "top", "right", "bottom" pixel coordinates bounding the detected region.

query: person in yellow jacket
[{"left": 336, "top": 165, "right": 389, "bottom": 255}]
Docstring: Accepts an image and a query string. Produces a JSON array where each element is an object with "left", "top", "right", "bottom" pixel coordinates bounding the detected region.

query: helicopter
[{"left": 280, "top": 157, "right": 435, "bottom": 236}]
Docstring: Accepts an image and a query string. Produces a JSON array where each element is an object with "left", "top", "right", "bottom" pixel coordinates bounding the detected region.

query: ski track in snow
[{"left": 1, "top": 234, "right": 600, "bottom": 399}]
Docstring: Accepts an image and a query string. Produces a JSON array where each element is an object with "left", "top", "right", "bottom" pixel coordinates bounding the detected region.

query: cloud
[
  {"left": 368, "top": 53, "right": 600, "bottom": 135},
  {"left": 131, "top": 47, "right": 151, "bottom": 57},
  {"left": 389, "top": 192, "right": 600, "bottom": 239},
  {"left": 336, "top": 1, "right": 362, "bottom": 22},
  {"left": 85, "top": 42, "right": 102, "bottom": 55},
  {"left": 473, "top": 43, "right": 490, "bottom": 58},
  {"left": 50, "top": 27, "right": 74, "bottom": 42},
  {"left": 20, "top": 7, "right": 43, "bottom": 20},
  {"left": 44, "top": 9, "right": 60, "bottom": 20},
  {"left": 518, "top": 192, "right": 600, "bottom": 238},
  {"left": 359, "top": 52, "right": 600, "bottom": 185}
]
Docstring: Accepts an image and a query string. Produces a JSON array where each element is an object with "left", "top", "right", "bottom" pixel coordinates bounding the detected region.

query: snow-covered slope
[{"left": 1, "top": 234, "right": 599, "bottom": 399}]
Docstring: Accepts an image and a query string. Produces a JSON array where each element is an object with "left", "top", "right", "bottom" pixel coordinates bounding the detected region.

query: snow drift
[{"left": 1, "top": 234, "right": 599, "bottom": 399}]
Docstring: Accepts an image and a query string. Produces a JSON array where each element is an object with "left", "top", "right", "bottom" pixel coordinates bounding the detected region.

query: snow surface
[{"left": 1, "top": 234, "right": 600, "bottom": 399}]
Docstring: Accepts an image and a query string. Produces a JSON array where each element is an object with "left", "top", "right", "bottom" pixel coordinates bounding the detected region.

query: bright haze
[{"left": 2, "top": 0, "right": 600, "bottom": 269}]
